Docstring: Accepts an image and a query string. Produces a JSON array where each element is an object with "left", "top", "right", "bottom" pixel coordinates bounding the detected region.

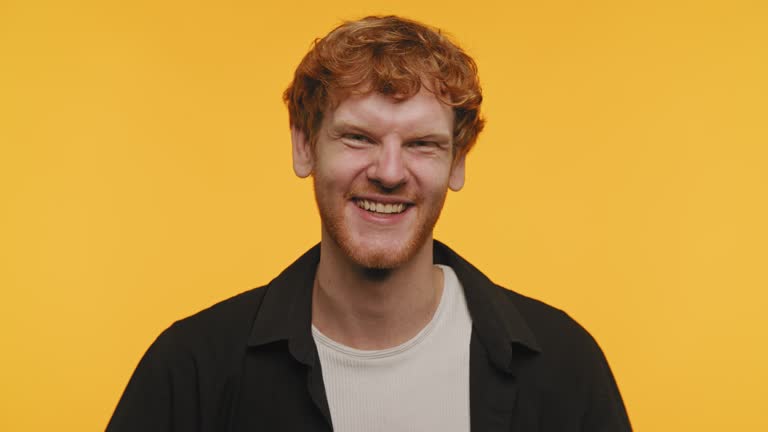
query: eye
[
  {"left": 342, "top": 133, "right": 372, "bottom": 144},
  {"left": 409, "top": 140, "right": 437, "bottom": 150}
]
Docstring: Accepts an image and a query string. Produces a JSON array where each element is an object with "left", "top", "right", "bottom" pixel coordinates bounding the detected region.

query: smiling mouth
[{"left": 354, "top": 199, "right": 409, "bottom": 215}]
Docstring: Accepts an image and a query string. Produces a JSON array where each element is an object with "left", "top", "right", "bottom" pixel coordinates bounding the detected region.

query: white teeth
[{"left": 355, "top": 199, "right": 407, "bottom": 214}]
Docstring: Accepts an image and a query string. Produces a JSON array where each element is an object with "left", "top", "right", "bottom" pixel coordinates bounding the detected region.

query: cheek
[
  {"left": 316, "top": 152, "right": 371, "bottom": 184},
  {"left": 312, "top": 166, "right": 363, "bottom": 201},
  {"left": 408, "top": 158, "right": 452, "bottom": 187}
]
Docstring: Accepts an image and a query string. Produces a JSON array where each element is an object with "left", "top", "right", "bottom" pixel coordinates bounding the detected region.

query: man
[{"left": 107, "top": 15, "right": 632, "bottom": 431}]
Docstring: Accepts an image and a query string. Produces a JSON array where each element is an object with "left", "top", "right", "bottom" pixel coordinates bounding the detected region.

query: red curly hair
[{"left": 283, "top": 15, "right": 485, "bottom": 158}]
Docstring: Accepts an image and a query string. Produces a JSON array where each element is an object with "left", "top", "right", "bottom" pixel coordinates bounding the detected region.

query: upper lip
[{"left": 353, "top": 194, "right": 414, "bottom": 205}]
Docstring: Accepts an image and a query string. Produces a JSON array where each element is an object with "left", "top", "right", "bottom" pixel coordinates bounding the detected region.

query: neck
[{"left": 312, "top": 235, "right": 444, "bottom": 350}]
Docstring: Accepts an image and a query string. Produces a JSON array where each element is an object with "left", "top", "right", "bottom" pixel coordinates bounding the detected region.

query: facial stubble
[{"left": 313, "top": 179, "right": 448, "bottom": 270}]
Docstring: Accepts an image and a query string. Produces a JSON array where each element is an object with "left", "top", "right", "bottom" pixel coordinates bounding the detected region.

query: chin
[
  {"left": 328, "top": 227, "right": 431, "bottom": 270},
  {"left": 349, "top": 246, "right": 413, "bottom": 270}
]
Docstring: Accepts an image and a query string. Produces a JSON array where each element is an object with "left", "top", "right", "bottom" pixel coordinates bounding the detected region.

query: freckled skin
[{"left": 292, "top": 88, "right": 466, "bottom": 269}]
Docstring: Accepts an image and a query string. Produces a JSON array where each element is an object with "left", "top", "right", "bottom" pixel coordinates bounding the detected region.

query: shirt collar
[
  {"left": 247, "top": 241, "right": 541, "bottom": 371},
  {"left": 432, "top": 240, "right": 542, "bottom": 372}
]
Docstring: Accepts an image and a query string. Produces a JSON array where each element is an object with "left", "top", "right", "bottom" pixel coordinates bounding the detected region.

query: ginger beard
[{"left": 312, "top": 177, "right": 449, "bottom": 270}]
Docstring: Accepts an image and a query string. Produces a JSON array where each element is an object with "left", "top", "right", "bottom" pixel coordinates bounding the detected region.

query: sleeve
[
  {"left": 578, "top": 325, "right": 633, "bottom": 432},
  {"left": 106, "top": 325, "right": 200, "bottom": 432}
]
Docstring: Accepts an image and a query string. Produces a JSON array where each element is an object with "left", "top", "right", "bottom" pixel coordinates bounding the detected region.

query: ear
[
  {"left": 291, "top": 127, "right": 314, "bottom": 178},
  {"left": 448, "top": 151, "right": 467, "bottom": 191}
]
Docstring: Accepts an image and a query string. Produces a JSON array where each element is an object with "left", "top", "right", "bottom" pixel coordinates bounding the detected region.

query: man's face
[{"left": 292, "top": 88, "right": 466, "bottom": 269}]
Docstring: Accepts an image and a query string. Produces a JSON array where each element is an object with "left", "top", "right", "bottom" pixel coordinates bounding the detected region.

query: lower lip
[{"left": 352, "top": 202, "right": 412, "bottom": 225}]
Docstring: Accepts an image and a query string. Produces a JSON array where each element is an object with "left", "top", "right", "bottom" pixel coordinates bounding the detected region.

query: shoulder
[
  {"left": 494, "top": 285, "right": 604, "bottom": 362},
  {"left": 108, "top": 287, "right": 272, "bottom": 431},
  {"left": 150, "top": 286, "right": 269, "bottom": 365},
  {"left": 492, "top": 285, "right": 632, "bottom": 428}
]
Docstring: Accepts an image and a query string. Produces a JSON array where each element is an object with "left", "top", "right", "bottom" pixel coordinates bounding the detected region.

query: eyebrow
[
  {"left": 329, "top": 121, "right": 452, "bottom": 144},
  {"left": 329, "top": 121, "right": 372, "bottom": 136}
]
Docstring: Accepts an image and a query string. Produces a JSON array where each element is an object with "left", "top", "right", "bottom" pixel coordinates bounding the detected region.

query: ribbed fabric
[{"left": 312, "top": 265, "right": 472, "bottom": 432}]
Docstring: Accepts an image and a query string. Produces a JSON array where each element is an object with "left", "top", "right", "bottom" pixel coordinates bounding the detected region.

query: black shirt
[{"left": 107, "top": 241, "right": 632, "bottom": 431}]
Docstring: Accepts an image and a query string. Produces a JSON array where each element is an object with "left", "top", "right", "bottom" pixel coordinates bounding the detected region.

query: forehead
[{"left": 324, "top": 88, "right": 454, "bottom": 137}]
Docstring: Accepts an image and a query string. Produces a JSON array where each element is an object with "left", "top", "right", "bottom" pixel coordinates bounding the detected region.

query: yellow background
[{"left": 2, "top": 0, "right": 767, "bottom": 430}]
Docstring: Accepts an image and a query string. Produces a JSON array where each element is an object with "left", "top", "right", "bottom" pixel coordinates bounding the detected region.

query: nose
[{"left": 368, "top": 140, "right": 407, "bottom": 190}]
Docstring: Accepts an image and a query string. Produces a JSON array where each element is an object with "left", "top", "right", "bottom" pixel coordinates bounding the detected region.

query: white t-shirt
[{"left": 312, "top": 265, "right": 472, "bottom": 432}]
